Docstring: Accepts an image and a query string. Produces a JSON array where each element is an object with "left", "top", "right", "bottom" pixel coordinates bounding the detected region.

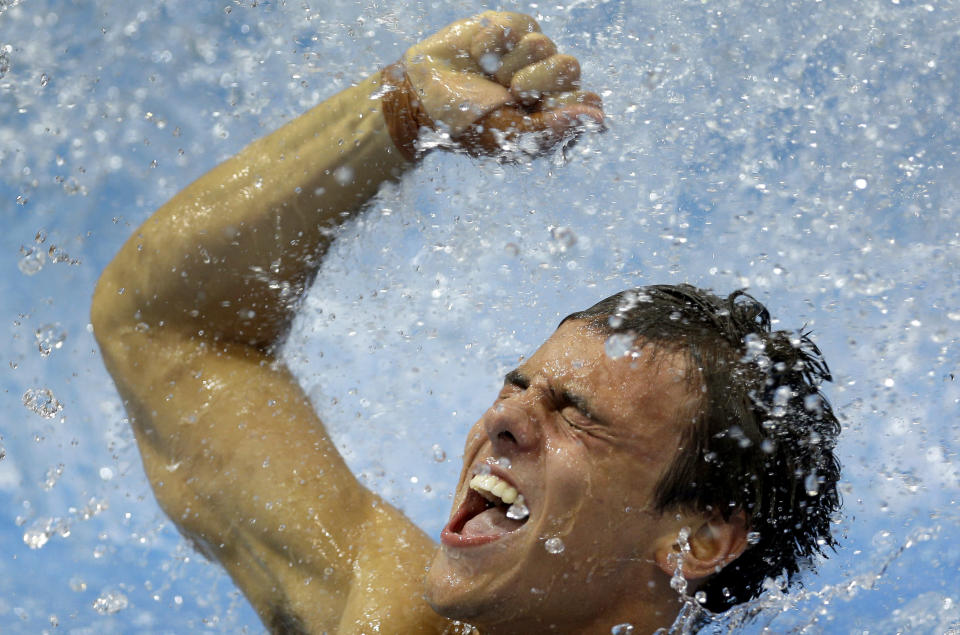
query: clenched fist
[{"left": 382, "top": 11, "right": 604, "bottom": 159}]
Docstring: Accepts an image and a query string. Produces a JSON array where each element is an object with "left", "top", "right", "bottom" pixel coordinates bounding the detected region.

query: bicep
[{"left": 100, "top": 329, "right": 434, "bottom": 627}]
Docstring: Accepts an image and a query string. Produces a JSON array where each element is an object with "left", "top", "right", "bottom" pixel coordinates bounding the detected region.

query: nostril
[{"left": 497, "top": 429, "right": 517, "bottom": 445}]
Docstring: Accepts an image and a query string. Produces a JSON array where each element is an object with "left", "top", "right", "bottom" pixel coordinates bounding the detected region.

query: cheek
[
  {"left": 462, "top": 418, "right": 491, "bottom": 455},
  {"left": 598, "top": 454, "right": 664, "bottom": 517}
]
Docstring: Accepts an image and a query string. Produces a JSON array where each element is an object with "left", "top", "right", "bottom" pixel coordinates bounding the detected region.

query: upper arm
[{"left": 96, "top": 326, "right": 441, "bottom": 631}]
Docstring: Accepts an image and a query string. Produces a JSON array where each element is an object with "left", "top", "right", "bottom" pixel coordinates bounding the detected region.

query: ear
[{"left": 654, "top": 511, "right": 749, "bottom": 580}]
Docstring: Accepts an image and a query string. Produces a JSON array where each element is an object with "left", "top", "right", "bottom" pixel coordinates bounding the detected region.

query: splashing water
[
  {"left": 22, "top": 388, "right": 62, "bottom": 419},
  {"left": 604, "top": 333, "right": 635, "bottom": 359},
  {"left": 92, "top": 590, "right": 129, "bottom": 615},
  {"left": 670, "top": 527, "right": 692, "bottom": 596},
  {"left": 1, "top": 0, "right": 958, "bottom": 632},
  {"left": 35, "top": 323, "right": 66, "bottom": 357},
  {"left": 18, "top": 245, "right": 45, "bottom": 275}
]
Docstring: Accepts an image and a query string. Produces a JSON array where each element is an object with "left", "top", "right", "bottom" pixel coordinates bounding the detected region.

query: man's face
[{"left": 424, "top": 320, "right": 700, "bottom": 630}]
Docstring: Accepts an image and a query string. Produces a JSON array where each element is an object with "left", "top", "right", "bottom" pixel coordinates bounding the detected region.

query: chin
[
  {"left": 423, "top": 547, "right": 524, "bottom": 625},
  {"left": 423, "top": 548, "right": 483, "bottom": 621},
  {"left": 424, "top": 547, "right": 560, "bottom": 633}
]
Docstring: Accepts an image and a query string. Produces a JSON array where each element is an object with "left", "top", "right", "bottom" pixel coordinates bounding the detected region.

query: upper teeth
[{"left": 470, "top": 473, "right": 522, "bottom": 506}]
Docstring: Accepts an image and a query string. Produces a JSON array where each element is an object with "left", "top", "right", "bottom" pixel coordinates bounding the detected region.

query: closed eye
[
  {"left": 560, "top": 405, "right": 592, "bottom": 428},
  {"left": 559, "top": 389, "right": 599, "bottom": 424}
]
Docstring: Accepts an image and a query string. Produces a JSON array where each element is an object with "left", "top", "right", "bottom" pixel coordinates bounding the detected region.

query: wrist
[{"left": 380, "top": 63, "right": 434, "bottom": 162}]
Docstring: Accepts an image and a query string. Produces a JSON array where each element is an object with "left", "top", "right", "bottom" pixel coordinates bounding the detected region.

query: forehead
[{"left": 521, "top": 320, "right": 697, "bottom": 439}]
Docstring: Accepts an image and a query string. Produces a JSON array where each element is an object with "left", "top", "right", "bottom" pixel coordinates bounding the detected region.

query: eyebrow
[{"left": 504, "top": 369, "right": 529, "bottom": 389}]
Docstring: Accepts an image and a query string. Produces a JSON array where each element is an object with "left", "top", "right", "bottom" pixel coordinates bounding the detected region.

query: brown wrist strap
[{"left": 381, "top": 63, "right": 433, "bottom": 162}]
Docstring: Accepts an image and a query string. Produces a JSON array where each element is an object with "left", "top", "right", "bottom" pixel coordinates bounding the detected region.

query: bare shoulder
[{"left": 96, "top": 324, "right": 451, "bottom": 632}]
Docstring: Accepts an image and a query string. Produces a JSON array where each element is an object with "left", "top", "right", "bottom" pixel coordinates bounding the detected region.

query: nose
[{"left": 482, "top": 393, "right": 542, "bottom": 454}]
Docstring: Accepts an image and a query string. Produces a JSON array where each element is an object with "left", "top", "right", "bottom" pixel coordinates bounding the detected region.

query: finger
[
  {"left": 470, "top": 25, "right": 520, "bottom": 75},
  {"left": 493, "top": 33, "right": 558, "bottom": 86},
  {"left": 531, "top": 100, "right": 605, "bottom": 140},
  {"left": 469, "top": 12, "right": 541, "bottom": 75},
  {"left": 456, "top": 101, "right": 604, "bottom": 157},
  {"left": 476, "top": 10, "right": 541, "bottom": 38},
  {"left": 541, "top": 90, "right": 603, "bottom": 112},
  {"left": 510, "top": 54, "right": 582, "bottom": 106}
]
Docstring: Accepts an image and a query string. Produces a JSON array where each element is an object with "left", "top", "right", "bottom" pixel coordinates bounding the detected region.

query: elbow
[
  {"left": 90, "top": 258, "right": 143, "bottom": 359},
  {"left": 90, "top": 265, "right": 122, "bottom": 346}
]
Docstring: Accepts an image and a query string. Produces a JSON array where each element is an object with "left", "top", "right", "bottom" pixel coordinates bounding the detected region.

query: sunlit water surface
[{"left": 1, "top": 0, "right": 958, "bottom": 632}]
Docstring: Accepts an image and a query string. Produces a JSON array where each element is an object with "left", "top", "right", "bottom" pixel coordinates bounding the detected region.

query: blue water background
[{"left": 0, "top": 0, "right": 958, "bottom": 632}]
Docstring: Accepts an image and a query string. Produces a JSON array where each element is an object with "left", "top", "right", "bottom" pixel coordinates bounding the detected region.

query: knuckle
[
  {"left": 554, "top": 54, "right": 581, "bottom": 78},
  {"left": 521, "top": 32, "right": 557, "bottom": 58}
]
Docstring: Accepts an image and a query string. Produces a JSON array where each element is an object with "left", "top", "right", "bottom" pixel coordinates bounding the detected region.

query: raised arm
[
  {"left": 93, "top": 12, "right": 600, "bottom": 349},
  {"left": 91, "top": 11, "right": 602, "bottom": 633}
]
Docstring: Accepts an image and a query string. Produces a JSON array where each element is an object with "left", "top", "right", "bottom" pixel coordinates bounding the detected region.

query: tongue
[{"left": 461, "top": 507, "right": 525, "bottom": 539}]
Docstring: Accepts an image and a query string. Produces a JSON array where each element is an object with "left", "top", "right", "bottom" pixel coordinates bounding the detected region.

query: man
[{"left": 91, "top": 11, "right": 840, "bottom": 634}]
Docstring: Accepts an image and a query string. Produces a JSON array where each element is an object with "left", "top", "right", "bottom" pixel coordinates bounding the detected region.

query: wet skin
[{"left": 424, "top": 320, "right": 704, "bottom": 633}]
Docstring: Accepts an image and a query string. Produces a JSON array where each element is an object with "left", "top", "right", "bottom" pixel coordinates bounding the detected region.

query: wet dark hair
[{"left": 561, "top": 284, "right": 841, "bottom": 613}]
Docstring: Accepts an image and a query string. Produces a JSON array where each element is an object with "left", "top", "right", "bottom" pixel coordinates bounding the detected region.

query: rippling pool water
[{"left": 1, "top": 0, "right": 957, "bottom": 632}]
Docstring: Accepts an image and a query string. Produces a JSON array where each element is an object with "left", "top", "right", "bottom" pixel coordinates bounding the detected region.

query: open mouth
[{"left": 441, "top": 472, "right": 531, "bottom": 547}]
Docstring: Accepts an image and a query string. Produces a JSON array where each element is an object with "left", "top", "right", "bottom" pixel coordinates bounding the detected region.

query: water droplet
[
  {"left": 431, "top": 444, "right": 446, "bottom": 462},
  {"left": 854, "top": 177, "right": 868, "bottom": 189},
  {"left": 695, "top": 590, "right": 708, "bottom": 604},
  {"left": 479, "top": 52, "right": 501, "bottom": 74},
  {"left": 0, "top": 47, "right": 10, "bottom": 79},
  {"left": 611, "top": 624, "right": 635, "bottom": 635},
  {"left": 669, "top": 527, "right": 691, "bottom": 594},
  {"left": 549, "top": 225, "right": 577, "bottom": 253},
  {"left": 42, "top": 464, "right": 64, "bottom": 491},
  {"left": 18, "top": 245, "right": 46, "bottom": 275},
  {"left": 35, "top": 323, "right": 66, "bottom": 357},
  {"left": 92, "top": 590, "right": 129, "bottom": 615},
  {"left": 746, "top": 531, "right": 762, "bottom": 545},
  {"left": 670, "top": 571, "right": 687, "bottom": 593},
  {"left": 39, "top": 72, "right": 49, "bottom": 87},
  {"left": 773, "top": 385, "right": 793, "bottom": 407},
  {"left": 23, "top": 526, "right": 50, "bottom": 550},
  {"left": 805, "top": 471, "right": 820, "bottom": 496},
  {"left": 506, "top": 498, "right": 529, "bottom": 520},
  {"left": 604, "top": 332, "right": 634, "bottom": 359},
  {"left": 333, "top": 165, "right": 354, "bottom": 186},
  {"left": 22, "top": 388, "right": 62, "bottom": 419},
  {"left": 803, "top": 393, "right": 822, "bottom": 413},
  {"left": 544, "top": 537, "right": 564, "bottom": 554},
  {"left": 69, "top": 576, "right": 87, "bottom": 592}
]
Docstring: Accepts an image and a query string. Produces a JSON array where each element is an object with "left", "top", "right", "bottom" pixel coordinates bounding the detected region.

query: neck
[{"left": 472, "top": 597, "right": 681, "bottom": 635}]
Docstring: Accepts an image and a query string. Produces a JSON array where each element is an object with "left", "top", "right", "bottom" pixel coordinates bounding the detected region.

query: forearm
[{"left": 93, "top": 71, "right": 409, "bottom": 349}]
